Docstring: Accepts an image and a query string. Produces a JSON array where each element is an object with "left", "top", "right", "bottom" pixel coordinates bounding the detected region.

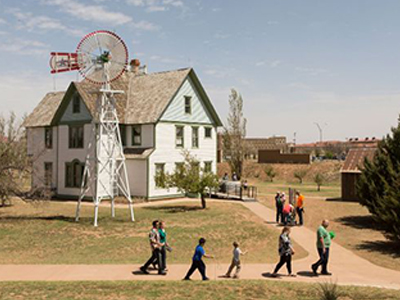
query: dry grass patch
[{"left": 0, "top": 199, "right": 307, "bottom": 264}]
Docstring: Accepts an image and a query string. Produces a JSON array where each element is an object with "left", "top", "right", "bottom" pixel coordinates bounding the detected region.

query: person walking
[
  {"left": 158, "top": 220, "right": 170, "bottom": 272},
  {"left": 275, "top": 191, "right": 283, "bottom": 223},
  {"left": 140, "top": 220, "right": 166, "bottom": 275},
  {"left": 225, "top": 242, "right": 247, "bottom": 279},
  {"left": 296, "top": 191, "right": 305, "bottom": 226},
  {"left": 311, "top": 219, "right": 332, "bottom": 276},
  {"left": 271, "top": 227, "right": 296, "bottom": 277},
  {"left": 183, "top": 238, "right": 213, "bottom": 281}
]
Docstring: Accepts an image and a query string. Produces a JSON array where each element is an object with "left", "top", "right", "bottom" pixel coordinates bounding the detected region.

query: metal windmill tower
[{"left": 50, "top": 30, "right": 135, "bottom": 226}]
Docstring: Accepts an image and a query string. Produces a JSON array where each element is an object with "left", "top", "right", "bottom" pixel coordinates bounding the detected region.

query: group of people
[
  {"left": 275, "top": 191, "right": 305, "bottom": 226},
  {"left": 139, "top": 190, "right": 333, "bottom": 280},
  {"left": 139, "top": 220, "right": 170, "bottom": 275},
  {"left": 222, "top": 172, "right": 238, "bottom": 181}
]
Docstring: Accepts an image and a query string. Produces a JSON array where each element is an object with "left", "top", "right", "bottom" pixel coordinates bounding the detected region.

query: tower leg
[
  {"left": 111, "top": 197, "right": 115, "bottom": 218},
  {"left": 94, "top": 202, "right": 99, "bottom": 227},
  {"left": 76, "top": 195, "right": 83, "bottom": 221},
  {"left": 129, "top": 200, "right": 135, "bottom": 222}
]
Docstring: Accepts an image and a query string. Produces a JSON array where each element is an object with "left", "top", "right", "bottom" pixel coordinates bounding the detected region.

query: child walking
[
  {"left": 184, "top": 238, "right": 214, "bottom": 281},
  {"left": 225, "top": 242, "right": 247, "bottom": 279}
]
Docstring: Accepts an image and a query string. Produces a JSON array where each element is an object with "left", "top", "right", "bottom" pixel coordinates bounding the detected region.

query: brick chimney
[{"left": 130, "top": 59, "right": 140, "bottom": 74}]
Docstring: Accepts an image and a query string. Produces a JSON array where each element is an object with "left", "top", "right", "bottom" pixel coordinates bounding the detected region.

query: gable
[
  {"left": 52, "top": 84, "right": 92, "bottom": 125},
  {"left": 160, "top": 77, "right": 214, "bottom": 124}
]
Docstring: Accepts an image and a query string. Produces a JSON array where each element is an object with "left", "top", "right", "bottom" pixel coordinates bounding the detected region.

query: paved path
[{"left": 1, "top": 199, "right": 400, "bottom": 290}]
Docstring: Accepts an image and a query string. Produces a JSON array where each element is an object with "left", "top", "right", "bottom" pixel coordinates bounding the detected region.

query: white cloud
[
  {"left": 9, "top": 9, "right": 84, "bottom": 37},
  {"left": 131, "top": 20, "right": 159, "bottom": 31},
  {"left": 0, "top": 71, "right": 75, "bottom": 119},
  {"left": 295, "top": 66, "right": 328, "bottom": 76},
  {"left": 213, "top": 32, "right": 231, "bottom": 39},
  {"left": 0, "top": 38, "right": 49, "bottom": 56},
  {"left": 45, "top": 0, "right": 132, "bottom": 25},
  {"left": 127, "top": 0, "right": 184, "bottom": 12},
  {"left": 149, "top": 55, "right": 180, "bottom": 64},
  {"left": 0, "top": 18, "right": 7, "bottom": 24},
  {"left": 255, "top": 60, "right": 281, "bottom": 68}
]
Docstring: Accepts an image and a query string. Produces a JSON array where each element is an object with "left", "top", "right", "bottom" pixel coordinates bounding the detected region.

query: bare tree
[
  {"left": 223, "top": 89, "right": 247, "bottom": 179},
  {"left": 0, "top": 113, "right": 29, "bottom": 206}
]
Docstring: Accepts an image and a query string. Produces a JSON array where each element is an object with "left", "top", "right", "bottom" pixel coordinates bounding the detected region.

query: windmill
[{"left": 50, "top": 30, "right": 135, "bottom": 226}]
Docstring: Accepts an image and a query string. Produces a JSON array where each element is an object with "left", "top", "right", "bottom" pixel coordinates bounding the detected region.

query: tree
[
  {"left": 264, "top": 165, "right": 276, "bottom": 182},
  {"left": 357, "top": 117, "right": 400, "bottom": 240},
  {"left": 314, "top": 173, "right": 324, "bottom": 191},
  {"left": 294, "top": 169, "right": 308, "bottom": 184},
  {"left": 0, "top": 113, "right": 29, "bottom": 206},
  {"left": 155, "top": 151, "right": 219, "bottom": 209},
  {"left": 223, "top": 89, "right": 247, "bottom": 180}
]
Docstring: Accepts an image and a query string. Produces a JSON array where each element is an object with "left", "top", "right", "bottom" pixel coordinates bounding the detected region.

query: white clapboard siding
[
  {"left": 160, "top": 77, "right": 213, "bottom": 124},
  {"left": 57, "top": 124, "right": 94, "bottom": 197},
  {"left": 126, "top": 159, "right": 147, "bottom": 197},
  {"left": 28, "top": 127, "right": 58, "bottom": 189},
  {"left": 125, "top": 124, "right": 154, "bottom": 148},
  {"left": 148, "top": 122, "right": 217, "bottom": 198}
]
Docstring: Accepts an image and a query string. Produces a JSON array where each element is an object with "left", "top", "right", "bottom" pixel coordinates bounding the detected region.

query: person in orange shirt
[{"left": 296, "top": 191, "right": 305, "bottom": 226}]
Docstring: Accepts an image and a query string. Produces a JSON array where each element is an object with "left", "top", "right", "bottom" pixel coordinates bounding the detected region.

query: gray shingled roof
[
  {"left": 24, "top": 92, "right": 65, "bottom": 127},
  {"left": 26, "top": 68, "right": 200, "bottom": 127}
]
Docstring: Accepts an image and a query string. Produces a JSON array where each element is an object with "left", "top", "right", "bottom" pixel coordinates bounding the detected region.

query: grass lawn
[
  {"left": 255, "top": 180, "right": 400, "bottom": 271},
  {"left": 252, "top": 179, "right": 341, "bottom": 199},
  {"left": 0, "top": 199, "right": 307, "bottom": 264},
  {"left": 1, "top": 280, "right": 400, "bottom": 300}
]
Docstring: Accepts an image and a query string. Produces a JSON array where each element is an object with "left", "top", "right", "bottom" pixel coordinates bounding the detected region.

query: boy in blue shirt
[{"left": 184, "top": 238, "right": 213, "bottom": 280}]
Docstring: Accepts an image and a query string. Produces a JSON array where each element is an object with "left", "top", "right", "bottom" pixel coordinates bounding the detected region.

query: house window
[
  {"left": 204, "top": 161, "right": 212, "bottom": 173},
  {"left": 44, "top": 127, "right": 53, "bottom": 149},
  {"left": 65, "top": 160, "right": 84, "bottom": 188},
  {"left": 205, "top": 127, "right": 212, "bottom": 139},
  {"left": 184, "top": 96, "right": 192, "bottom": 114},
  {"left": 176, "top": 126, "right": 184, "bottom": 148},
  {"left": 120, "top": 125, "right": 126, "bottom": 146},
  {"left": 192, "top": 127, "right": 199, "bottom": 148},
  {"left": 155, "top": 163, "right": 165, "bottom": 188},
  {"left": 132, "top": 125, "right": 142, "bottom": 146},
  {"left": 69, "top": 125, "right": 84, "bottom": 148},
  {"left": 44, "top": 162, "right": 53, "bottom": 187},
  {"left": 72, "top": 94, "right": 80, "bottom": 114}
]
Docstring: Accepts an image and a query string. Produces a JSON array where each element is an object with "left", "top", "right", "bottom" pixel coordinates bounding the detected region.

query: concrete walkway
[{"left": 1, "top": 199, "right": 400, "bottom": 290}]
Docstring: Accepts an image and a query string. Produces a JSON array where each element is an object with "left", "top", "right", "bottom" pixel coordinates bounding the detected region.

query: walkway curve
[{"left": 1, "top": 199, "right": 400, "bottom": 290}]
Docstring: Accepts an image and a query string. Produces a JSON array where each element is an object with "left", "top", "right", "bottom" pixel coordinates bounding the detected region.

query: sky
[{"left": 0, "top": 0, "right": 400, "bottom": 143}]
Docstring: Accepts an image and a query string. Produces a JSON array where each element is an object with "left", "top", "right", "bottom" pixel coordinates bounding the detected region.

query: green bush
[
  {"left": 357, "top": 117, "right": 400, "bottom": 240},
  {"left": 317, "top": 282, "right": 342, "bottom": 300},
  {"left": 264, "top": 165, "right": 276, "bottom": 182}
]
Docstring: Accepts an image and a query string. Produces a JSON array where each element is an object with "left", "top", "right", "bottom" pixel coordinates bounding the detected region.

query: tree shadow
[
  {"left": 0, "top": 215, "right": 83, "bottom": 223},
  {"left": 356, "top": 240, "right": 400, "bottom": 259},
  {"left": 335, "top": 215, "right": 387, "bottom": 231},
  {"left": 143, "top": 205, "right": 204, "bottom": 214}
]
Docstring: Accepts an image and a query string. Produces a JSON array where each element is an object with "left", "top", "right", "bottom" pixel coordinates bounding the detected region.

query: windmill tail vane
[{"left": 50, "top": 52, "right": 79, "bottom": 74}]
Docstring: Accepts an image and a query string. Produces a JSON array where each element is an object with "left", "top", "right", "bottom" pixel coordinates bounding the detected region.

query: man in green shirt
[{"left": 311, "top": 219, "right": 332, "bottom": 276}]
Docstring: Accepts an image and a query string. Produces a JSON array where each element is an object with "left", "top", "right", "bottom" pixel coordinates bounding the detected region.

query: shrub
[
  {"left": 294, "top": 169, "right": 307, "bottom": 184},
  {"left": 317, "top": 282, "right": 342, "bottom": 300},
  {"left": 263, "top": 165, "right": 276, "bottom": 182},
  {"left": 314, "top": 173, "right": 325, "bottom": 191}
]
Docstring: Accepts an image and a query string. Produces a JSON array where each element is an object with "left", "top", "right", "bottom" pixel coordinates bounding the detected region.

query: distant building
[
  {"left": 217, "top": 134, "right": 288, "bottom": 162},
  {"left": 340, "top": 148, "right": 377, "bottom": 201}
]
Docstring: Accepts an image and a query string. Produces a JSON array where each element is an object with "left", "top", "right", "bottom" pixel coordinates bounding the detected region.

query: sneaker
[
  {"left": 183, "top": 277, "right": 191, "bottom": 281},
  {"left": 311, "top": 265, "right": 318, "bottom": 276},
  {"left": 232, "top": 275, "right": 239, "bottom": 279},
  {"left": 224, "top": 274, "right": 231, "bottom": 278},
  {"left": 158, "top": 271, "right": 167, "bottom": 276},
  {"left": 321, "top": 272, "right": 332, "bottom": 276},
  {"left": 271, "top": 273, "right": 279, "bottom": 278},
  {"left": 140, "top": 266, "right": 149, "bottom": 275},
  {"left": 203, "top": 277, "right": 210, "bottom": 281}
]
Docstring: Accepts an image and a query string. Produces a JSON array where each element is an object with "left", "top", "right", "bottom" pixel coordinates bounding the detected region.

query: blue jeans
[{"left": 313, "top": 247, "right": 330, "bottom": 273}]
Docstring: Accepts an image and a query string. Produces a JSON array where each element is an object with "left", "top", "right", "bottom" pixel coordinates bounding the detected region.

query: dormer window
[
  {"left": 72, "top": 94, "right": 80, "bottom": 114},
  {"left": 184, "top": 96, "right": 191, "bottom": 114}
]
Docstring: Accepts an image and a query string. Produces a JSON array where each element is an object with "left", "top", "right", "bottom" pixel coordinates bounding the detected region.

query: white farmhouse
[{"left": 24, "top": 67, "right": 222, "bottom": 200}]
